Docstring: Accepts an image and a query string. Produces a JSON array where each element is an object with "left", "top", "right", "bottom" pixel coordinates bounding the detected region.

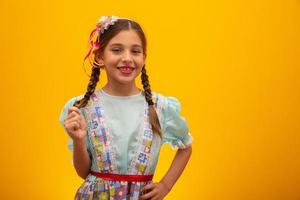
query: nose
[{"left": 121, "top": 50, "right": 133, "bottom": 63}]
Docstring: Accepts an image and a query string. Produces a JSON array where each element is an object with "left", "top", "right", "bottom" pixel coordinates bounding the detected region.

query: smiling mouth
[{"left": 117, "top": 66, "right": 135, "bottom": 74}]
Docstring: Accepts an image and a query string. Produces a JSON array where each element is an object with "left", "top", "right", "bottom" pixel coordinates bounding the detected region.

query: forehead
[{"left": 107, "top": 30, "right": 143, "bottom": 47}]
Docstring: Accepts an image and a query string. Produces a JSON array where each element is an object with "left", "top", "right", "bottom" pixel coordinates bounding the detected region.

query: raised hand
[{"left": 63, "top": 106, "right": 87, "bottom": 142}]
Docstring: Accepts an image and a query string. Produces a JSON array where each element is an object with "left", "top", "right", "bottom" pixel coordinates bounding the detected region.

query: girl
[{"left": 59, "top": 15, "right": 193, "bottom": 200}]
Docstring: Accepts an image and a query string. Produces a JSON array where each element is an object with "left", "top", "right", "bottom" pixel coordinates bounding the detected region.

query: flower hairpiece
[
  {"left": 83, "top": 15, "right": 130, "bottom": 70},
  {"left": 97, "top": 15, "right": 119, "bottom": 34}
]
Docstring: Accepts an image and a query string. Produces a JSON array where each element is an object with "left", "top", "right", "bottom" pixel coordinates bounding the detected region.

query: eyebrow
[{"left": 109, "top": 43, "right": 142, "bottom": 48}]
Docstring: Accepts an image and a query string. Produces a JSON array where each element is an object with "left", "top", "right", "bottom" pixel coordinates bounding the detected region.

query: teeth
[{"left": 119, "top": 67, "right": 134, "bottom": 73}]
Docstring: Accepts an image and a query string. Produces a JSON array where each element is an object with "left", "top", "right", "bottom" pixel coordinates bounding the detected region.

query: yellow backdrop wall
[{"left": 0, "top": 0, "right": 299, "bottom": 199}]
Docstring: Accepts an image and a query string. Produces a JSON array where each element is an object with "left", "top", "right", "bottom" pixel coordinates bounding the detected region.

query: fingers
[
  {"left": 64, "top": 107, "right": 85, "bottom": 131},
  {"left": 64, "top": 115, "right": 82, "bottom": 128},
  {"left": 142, "top": 183, "right": 156, "bottom": 192},
  {"left": 140, "top": 182, "right": 168, "bottom": 200},
  {"left": 140, "top": 183, "right": 157, "bottom": 200},
  {"left": 65, "top": 107, "right": 83, "bottom": 123},
  {"left": 68, "top": 106, "right": 81, "bottom": 115},
  {"left": 140, "top": 189, "right": 156, "bottom": 200},
  {"left": 64, "top": 120, "right": 81, "bottom": 131}
]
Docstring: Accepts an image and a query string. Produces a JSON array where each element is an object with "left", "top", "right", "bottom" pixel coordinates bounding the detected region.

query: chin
[
  {"left": 114, "top": 77, "right": 136, "bottom": 85},
  {"left": 115, "top": 72, "right": 139, "bottom": 83}
]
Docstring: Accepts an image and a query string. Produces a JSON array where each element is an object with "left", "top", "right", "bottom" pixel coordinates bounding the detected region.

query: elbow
[
  {"left": 73, "top": 156, "right": 92, "bottom": 180},
  {"left": 178, "top": 144, "right": 192, "bottom": 157},
  {"left": 74, "top": 161, "right": 91, "bottom": 180},
  {"left": 186, "top": 145, "right": 192, "bottom": 156},
  {"left": 76, "top": 169, "right": 90, "bottom": 180}
]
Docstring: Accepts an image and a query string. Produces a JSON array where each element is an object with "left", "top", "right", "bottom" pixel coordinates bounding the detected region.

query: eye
[
  {"left": 111, "top": 48, "right": 122, "bottom": 53},
  {"left": 132, "top": 49, "right": 142, "bottom": 54}
]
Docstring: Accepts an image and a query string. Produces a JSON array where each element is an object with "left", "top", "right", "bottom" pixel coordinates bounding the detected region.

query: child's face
[{"left": 98, "top": 29, "right": 146, "bottom": 86}]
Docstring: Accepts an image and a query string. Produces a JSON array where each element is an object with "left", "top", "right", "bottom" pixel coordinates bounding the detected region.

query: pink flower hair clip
[{"left": 98, "top": 15, "right": 119, "bottom": 34}]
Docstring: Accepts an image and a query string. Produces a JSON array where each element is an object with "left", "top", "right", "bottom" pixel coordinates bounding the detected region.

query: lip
[
  {"left": 117, "top": 66, "right": 136, "bottom": 75},
  {"left": 117, "top": 66, "right": 135, "bottom": 69}
]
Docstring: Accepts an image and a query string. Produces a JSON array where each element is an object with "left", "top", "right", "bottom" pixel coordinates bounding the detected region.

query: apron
[{"left": 74, "top": 91, "right": 163, "bottom": 200}]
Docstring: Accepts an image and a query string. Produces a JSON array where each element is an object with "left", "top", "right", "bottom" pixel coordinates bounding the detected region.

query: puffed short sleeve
[
  {"left": 161, "top": 96, "right": 193, "bottom": 149},
  {"left": 58, "top": 96, "right": 92, "bottom": 156}
]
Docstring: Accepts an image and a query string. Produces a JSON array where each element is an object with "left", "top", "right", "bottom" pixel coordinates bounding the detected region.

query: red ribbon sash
[{"left": 91, "top": 171, "right": 153, "bottom": 182}]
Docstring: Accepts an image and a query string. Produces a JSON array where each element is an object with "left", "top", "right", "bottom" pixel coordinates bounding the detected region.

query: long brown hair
[{"left": 73, "top": 18, "right": 162, "bottom": 138}]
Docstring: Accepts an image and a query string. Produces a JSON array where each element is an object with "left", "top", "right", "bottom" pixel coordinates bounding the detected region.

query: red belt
[{"left": 91, "top": 171, "right": 153, "bottom": 182}]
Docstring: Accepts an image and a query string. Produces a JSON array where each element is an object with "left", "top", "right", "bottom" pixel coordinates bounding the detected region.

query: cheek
[
  {"left": 105, "top": 56, "right": 119, "bottom": 67},
  {"left": 134, "top": 57, "right": 145, "bottom": 67}
]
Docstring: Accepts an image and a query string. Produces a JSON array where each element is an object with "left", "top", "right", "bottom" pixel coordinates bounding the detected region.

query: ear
[
  {"left": 95, "top": 52, "right": 105, "bottom": 68},
  {"left": 95, "top": 52, "right": 103, "bottom": 62}
]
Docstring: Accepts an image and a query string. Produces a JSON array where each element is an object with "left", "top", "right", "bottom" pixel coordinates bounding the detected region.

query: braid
[
  {"left": 141, "top": 65, "right": 162, "bottom": 138},
  {"left": 73, "top": 63, "right": 101, "bottom": 108}
]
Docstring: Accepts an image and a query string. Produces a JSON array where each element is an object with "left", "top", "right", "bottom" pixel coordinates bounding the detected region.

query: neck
[{"left": 102, "top": 82, "right": 141, "bottom": 96}]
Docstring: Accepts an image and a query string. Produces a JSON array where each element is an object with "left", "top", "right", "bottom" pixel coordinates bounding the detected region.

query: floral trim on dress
[{"left": 82, "top": 92, "right": 118, "bottom": 173}]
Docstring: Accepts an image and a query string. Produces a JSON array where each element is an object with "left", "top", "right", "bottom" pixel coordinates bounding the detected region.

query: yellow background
[{"left": 0, "top": 0, "right": 299, "bottom": 199}]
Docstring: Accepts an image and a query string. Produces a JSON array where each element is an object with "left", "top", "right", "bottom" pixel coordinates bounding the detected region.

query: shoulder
[
  {"left": 151, "top": 91, "right": 182, "bottom": 113},
  {"left": 151, "top": 91, "right": 165, "bottom": 106},
  {"left": 59, "top": 93, "right": 85, "bottom": 120},
  {"left": 62, "top": 93, "right": 85, "bottom": 108}
]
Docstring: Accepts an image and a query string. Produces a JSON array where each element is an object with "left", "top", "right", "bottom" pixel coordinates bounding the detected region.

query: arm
[
  {"left": 64, "top": 106, "right": 92, "bottom": 179},
  {"left": 141, "top": 145, "right": 192, "bottom": 200},
  {"left": 73, "top": 138, "right": 92, "bottom": 179},
  {"left": 160, "top": 145, "right": 192, "bottom": 190}
]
